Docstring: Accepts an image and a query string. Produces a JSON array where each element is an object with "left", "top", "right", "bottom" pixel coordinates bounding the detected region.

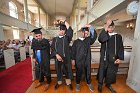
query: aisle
[{"left": 0, "top": 57, "right": 32, "bottom": 93}]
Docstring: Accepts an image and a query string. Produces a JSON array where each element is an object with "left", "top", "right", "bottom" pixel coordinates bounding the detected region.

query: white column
[
  {"left": 0, "top": 24, "right": 4, "bottom": 40},
  {"left": 23, "top": 0, "right": 29, "bottom": 23},
  {"left": 72, "top": 15, "right": 74, "bottom": 29},
  {"left": 127, "top": 2, "right": 140, "bottom": 93},
  {"left": 87, "top": 0, "right": 93, "bottom": 11},
  {"left": 90, "top": 0, "right": 93, "bottom": 8},
  {"left": 29, "top": 46, "right": 33, "bottom": 55},
  {"left": 87, "top": 13, "right": 89, "bottom": 24},
  {"left": 46, "top": 13, "right": 49, "bottom": 29},
  {"left": 74, "top": 15, "right": 77, "bottom": 29},
  {"left": 86, "top": 0, "right": 94, "bottom": 24},
  {"left": 76, "top": 9, "right": 80, "bottom": 39},
  {"left": 78, "top": 13, "right": 80, "bottom": 24},
  {"left": 75, "top": 28, "right": 78, "bottom": 39},
  {"left": 38, "top": 7, "right": 41, "bottom": 27},
  {"left": 77, "top": 0, "right": 81, "bottom": 24},
  {"left": 30, "top": 54, "right": 36, "bottom": 81}
]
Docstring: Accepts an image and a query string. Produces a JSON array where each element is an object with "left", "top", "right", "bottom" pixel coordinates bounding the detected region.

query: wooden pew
[
  {"left": 50, "top": 62, "right": 129, "bottom": 75},
  {"left": 4, "top": 49, "right": 15, "bottom": 69},
  {"left": 20, "top": 47, "right": 26, "bottom": 61}
]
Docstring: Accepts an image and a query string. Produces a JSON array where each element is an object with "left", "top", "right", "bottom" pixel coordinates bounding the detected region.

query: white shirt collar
[
  {"left": 108, "top": 32, "right": 117, "bottom": 36},
  {"left": 78, "top": 37, "right": 85, "bottom": 41},
  {"left": 58, "top": 34, "right": 66, "bottom": 38},
  {"left": 58, "top": 35, "right": 64, "bottom": 38}
]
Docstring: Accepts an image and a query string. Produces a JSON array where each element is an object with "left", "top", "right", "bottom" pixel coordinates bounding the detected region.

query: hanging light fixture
[
  {"left": 53, "top": 0, "right": 64, "bottom": 27},
  {"left": 126, "top": 22, "right": 134, "bottom": 29},
  {"left": 126, "top": 19, "right": 135, "bottom": 30}
]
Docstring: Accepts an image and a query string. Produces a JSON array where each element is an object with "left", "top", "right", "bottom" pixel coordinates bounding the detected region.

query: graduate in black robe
[
  {"left": 71, "top": 25, "right": 97, "bottom": 92},
  {"left": 97, "top": 20, "right": 124, "bottom": 93},
  {"left": 31, "top": 28, "right": 51, "bottom": 91},
  {"left": 51, "top": 19, "right": 73, "bottom": 90}
]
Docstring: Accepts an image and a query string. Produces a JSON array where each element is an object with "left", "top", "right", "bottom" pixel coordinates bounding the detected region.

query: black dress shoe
[
  {"left": 68, "top": 84, "right": 73, "bottom": 90},
  {"left": 98, "top": 86, "right": 102, "bottom": 93},
  {"left": 106, "top": 86, "right": 117, "bottom": 93},
  {"left": 62, "top": 80, "right": 66, "bottom": 85},
  {"left": 55, "top": 83, "right": 60, "bottom": 90}
]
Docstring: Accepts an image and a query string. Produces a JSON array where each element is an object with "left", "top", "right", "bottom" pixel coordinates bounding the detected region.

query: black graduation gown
[
  {"left": 51, "top": 27, "right": 73, "bottom": 80},
  {"left": 31, "top": 38, "right": 51, "bottom": 83},
  {"left": 72, "top": 30, "right": 97, "bottom": 84},
  {"left": 97, "top": 29, "right": 124, "bottom": 85}
]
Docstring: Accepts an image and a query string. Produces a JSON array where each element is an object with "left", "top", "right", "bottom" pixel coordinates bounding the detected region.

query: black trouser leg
[
  {"left": 98, "top": 67, "right": 107, "bottom": 92},
  {"left": 98, "top": 65, "right": 107, "bottom": 85},
  {"left": 75, "top": 64, "right": 83, "bottom": 84},
  {"left": 63, "top": 62, "right": 71, "bottom": 79},
  {"left": 44, "top": 63, "right": 51, "bottom": 84},
  {"left": 85, "top": 64, "right": 91, "bottom": 84},
  {"left": 36, "top": 64, "right": 44, "bottom": 82},
  {"left": 46, "top": 75, "right": 51, "bottom": 84},
  {"left": 105, "top": 83, "right": 111, "bottom": 87},
  {"left": 55, "top": 61, "right": 63, "bottom": 82},
  {"left": 39, "top": 70, "right": 44, "bottom": 82}
]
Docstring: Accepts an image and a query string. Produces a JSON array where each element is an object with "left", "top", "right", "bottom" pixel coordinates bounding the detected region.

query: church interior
[{"left": 0, "top": 0, "right": 140, "bottom": 93}]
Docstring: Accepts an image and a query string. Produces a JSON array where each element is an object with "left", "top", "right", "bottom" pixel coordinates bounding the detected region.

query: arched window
[
  {"left": 9, "top": 1, "right": 18, "bottom": 19},
  {"left": 13, "top": 29, "right": 19, "bottom": 39}
]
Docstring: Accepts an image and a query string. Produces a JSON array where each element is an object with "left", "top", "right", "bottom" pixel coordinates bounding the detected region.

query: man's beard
[{"left": 37, "top": 38, "right": 42, "bottom": 41}]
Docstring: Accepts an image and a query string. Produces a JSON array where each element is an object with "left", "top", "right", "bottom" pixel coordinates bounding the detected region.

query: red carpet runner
[{"left": 0, "top": 57, "right": 32, "bottom": 93}]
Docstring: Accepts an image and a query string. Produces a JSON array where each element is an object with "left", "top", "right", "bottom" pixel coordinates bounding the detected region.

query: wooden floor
[{"left": 26, "top": 75, "right": 136, "bottom": 93}]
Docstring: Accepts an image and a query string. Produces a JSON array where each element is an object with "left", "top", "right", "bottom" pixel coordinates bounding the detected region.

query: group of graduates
[{"left": 31, "top": 19, "right": 124, "bottom": 93}]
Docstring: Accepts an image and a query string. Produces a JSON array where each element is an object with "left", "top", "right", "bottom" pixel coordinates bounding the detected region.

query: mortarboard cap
[
  {"left": 80, "top": 27, "right": 89, "bottom": 32},
  {"left": 31, "top": 28, "right": 42, "bottom": 34},
  {"left": 60, "top": 24, "right": 67, "bottom": 31},
  {"left": 109, "top": 21, "right": 115, "bottom": 26}
]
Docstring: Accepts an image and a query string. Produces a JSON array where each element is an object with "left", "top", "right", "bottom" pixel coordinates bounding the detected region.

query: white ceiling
[
  {"left": 17, "top": 0, "right": 87, "bottom": 18},
  {"left": 37, "top": 0, "right": 75, "bottom": 17}
]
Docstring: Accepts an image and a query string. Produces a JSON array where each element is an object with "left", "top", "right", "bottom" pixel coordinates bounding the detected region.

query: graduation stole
[
  {"left": 109, "top": 35, "right": 117, "bottom": 62},
  {"left": 55, "top": 36, "right": 66, "bottom": 58},
  {"left": 104, "top": 35, "right": 117, "bottom": 62}
]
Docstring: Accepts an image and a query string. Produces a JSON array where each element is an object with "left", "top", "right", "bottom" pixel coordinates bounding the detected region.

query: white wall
[
  {"left": 0, "top": 25, "right": 4, "bottom": 40},
  {"left": 115, "top": 26, "right": 134, "bottom": 46},
  {"left": 4, "top": 29, "right": 14, "bottom": 40},
  {"left": 3, "top": 28, "right": 28, "bottom": 40},
  {"left": 40, "top": 14, "right": 46, "bottom": 28},
  {"left": 127, "top": 2, "right": 140, "bottom": 93}
]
